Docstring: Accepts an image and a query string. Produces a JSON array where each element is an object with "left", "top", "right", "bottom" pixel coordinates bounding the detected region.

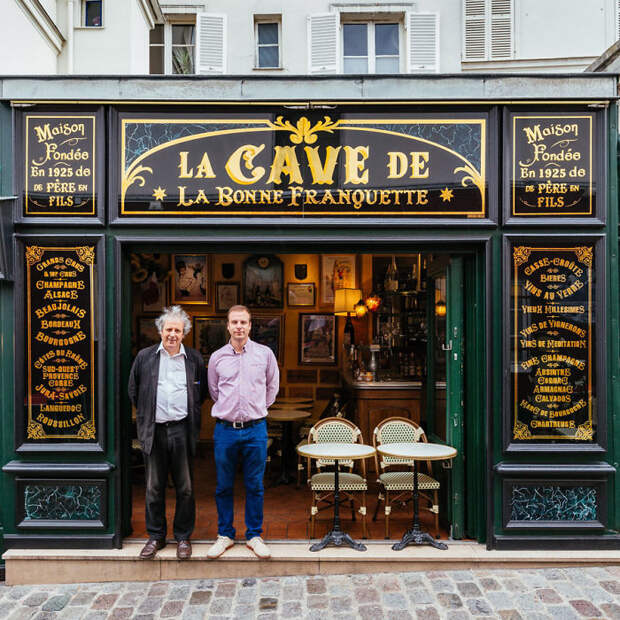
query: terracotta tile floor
[{"left": 130, "top": 450, "right": 448, "bottom": 542}]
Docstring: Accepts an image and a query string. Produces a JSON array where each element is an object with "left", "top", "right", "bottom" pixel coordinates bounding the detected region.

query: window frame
[
  {"left": 149, "top": 21, "right": 197, "bottom": 76},
  {"left": 341, "top": 19, "right": 402, "bottom": 74},
  {"left": 254, "top": 18, "right": 282, "bottom": 69},
  {"left": 82, "top": 0, "right": 103, "bottom": 29}
]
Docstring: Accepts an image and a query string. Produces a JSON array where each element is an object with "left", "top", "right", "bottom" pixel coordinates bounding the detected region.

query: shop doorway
[{"left": 119, "top": 247, "right": 483, "bottom": 543}]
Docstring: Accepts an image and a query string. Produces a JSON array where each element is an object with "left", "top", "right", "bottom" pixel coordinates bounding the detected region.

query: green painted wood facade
[{"left": 0, "top": 76, "right": 617, "bottom": 559}]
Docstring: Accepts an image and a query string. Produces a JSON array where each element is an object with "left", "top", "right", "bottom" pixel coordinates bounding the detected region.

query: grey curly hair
[{"left": 155, "top": 305, "right": 192, "bottom": 336}]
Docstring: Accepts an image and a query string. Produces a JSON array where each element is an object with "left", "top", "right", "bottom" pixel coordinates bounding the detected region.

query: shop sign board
[
  {"left": 510, "top": 244, "right": 596, "bottom": 444},
  {"left": 506, "top": 111, "right": 600, "bottom": 220},
  {"left": 24, "top": 245, "right": 97, "bottom": 442},
  {"left": 22, "top": 114, "right": 97, "bottom": 217},
  {"left": 117, "top": 112, "right": 488, "bottom": 218}
]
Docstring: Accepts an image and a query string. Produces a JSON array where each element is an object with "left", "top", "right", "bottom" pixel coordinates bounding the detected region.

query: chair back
[
  {"left": 308, "top": 416, "right": 364, "bottom": 473},
  {"left": 373, "top": 417, "right": 428, "bottom": 472}
]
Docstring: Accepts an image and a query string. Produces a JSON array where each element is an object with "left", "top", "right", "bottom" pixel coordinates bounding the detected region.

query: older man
[
  {"left": 128, "top": 305, "right": 208, "bottom": 560},
  {"left": 207, "top": 305, "right": 279, "bottom": 560}
]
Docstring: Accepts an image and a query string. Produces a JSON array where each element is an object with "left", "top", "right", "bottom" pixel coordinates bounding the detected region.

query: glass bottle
[{"left": 384, "top": 255, "right": 399, "bottom": 292}]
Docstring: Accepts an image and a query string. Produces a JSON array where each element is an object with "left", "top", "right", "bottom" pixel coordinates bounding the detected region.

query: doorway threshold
[{"left": 3, "top": 540, "right": 620, "bottom": 585}]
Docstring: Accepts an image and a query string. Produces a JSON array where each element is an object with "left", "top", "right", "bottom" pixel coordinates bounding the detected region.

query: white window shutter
[
  {"left": 308, "top": 13, "right": 338, "bottom": 74},
  {"left": 463, "top": 0, "right": 486, "bottom": 60},
  {"left": 617, "top": 0, "right": 620, "bottom": 40},
  {"left": 407, "top": 12, "right": 439, "bottom": 73},
  {"left": 490, "top": 0, "right": 513, "bottom": 59},
  {"left": 196, "top": 13, "right": 227, "bottom": 74}
]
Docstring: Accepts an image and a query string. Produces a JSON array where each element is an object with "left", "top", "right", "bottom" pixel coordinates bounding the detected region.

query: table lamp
[{"left": 334, "top": 287, "right": 362, "bottom": 346}]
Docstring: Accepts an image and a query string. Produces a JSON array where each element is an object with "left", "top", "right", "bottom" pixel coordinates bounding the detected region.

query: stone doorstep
[{"left": 3, "top": 541, "right": 620, "bottom": 585}]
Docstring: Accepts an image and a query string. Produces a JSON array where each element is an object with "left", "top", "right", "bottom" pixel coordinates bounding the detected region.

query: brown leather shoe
[
  {"left": 139, "top": 538, "right": 166, "bottom": 559},
  {"left": 177, "top": 539, "right": 192, "bottom": 560}
]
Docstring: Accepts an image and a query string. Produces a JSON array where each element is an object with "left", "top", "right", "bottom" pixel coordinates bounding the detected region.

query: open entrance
[{"left": 121, "top": 248, "right": 483, "bottom": 543}]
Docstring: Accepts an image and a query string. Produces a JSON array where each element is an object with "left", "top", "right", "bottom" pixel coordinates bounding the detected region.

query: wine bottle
[{"left": 384, "top": 256, "right": 399, "bottom": 292}]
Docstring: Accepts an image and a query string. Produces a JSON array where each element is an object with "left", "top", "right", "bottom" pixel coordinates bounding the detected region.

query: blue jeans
[{"left": 214, "top": 419, "right": 267, "bottom": 540}]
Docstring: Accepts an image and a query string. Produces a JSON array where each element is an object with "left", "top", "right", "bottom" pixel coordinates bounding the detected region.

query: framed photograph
[
  {"left": 215, "top": 281, "right": 240, "bottom": 313},
  {"left": 137, "top": 316, "right": 161, "bottom": 350},
  {"left": 243, "top": 255, "right": 283, "bottom": 308},
  {"left": 172, "top": 254, "right": 208, "bottom": 304},
  {"left": 320, "top": 255, "right": 356, "bottom": 305},
  {"left": 141, "top": 276, "right": 167, "bottom": 312},
  {"left": 299, "top": 313, "right": 337, "bottom": 365},
  {"left": 287, "top": 282, "right": 316, "bottom": 307},
  {"left": 194, "top": 317, "right": 229, "bottom": 364},
  {"left": 251, "top": 314, "right": 284, "bottom": 364}
]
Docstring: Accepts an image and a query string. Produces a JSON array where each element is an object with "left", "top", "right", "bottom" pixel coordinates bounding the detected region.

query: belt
[
  {"left": 216, "top": 418, "right": 264, "bottom": 429},
  {"left": 156, "top": 418, "right": 187, "bottom": 427}
]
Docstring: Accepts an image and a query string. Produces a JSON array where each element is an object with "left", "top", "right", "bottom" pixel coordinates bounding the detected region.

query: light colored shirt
[
  {"left": 155, "top": 343, "right": 188, "bottom": 423},
  {"left": 208, "top": 338, "right": 279, "bottom": 423}
]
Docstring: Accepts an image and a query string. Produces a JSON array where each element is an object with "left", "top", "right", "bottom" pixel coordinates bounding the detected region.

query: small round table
[
  {"left": 296, "top": 442, "right": 375, "bottom": 552},
  {"left": 274, "top": 398, "right": 314, "bottom": 405},
  {"left": 377, "top": 442, "right": 457, "bottom": 551},
  {"left": 270, "top": 402, "right": 313, "bottom": 410},
  {"left": 268, "top": 409, "right": 311, "bottom": 485}
]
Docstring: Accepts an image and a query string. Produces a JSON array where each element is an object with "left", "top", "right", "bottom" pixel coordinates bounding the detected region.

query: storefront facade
[{"left": 0, "top": 75, "right": 618, "bottom": 563}]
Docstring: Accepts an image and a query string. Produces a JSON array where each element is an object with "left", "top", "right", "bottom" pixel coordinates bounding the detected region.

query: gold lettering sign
[
  {"left": 511, "top": 114, "right": 595, "bottom": 217},
  {"left": 25, "top": 115, "right": 96, "bottom": 216},
  {"left": 120, "top": 113, "right": 487, "bottom": 217},
  {"left": 511, "top": 245, "right": 595, "bottom": 442},
  {"left": 25, "top": 246, "right": 96, "bottom": 441}
]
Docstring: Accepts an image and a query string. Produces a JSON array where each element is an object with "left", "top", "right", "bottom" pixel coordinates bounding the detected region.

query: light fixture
[
  {"left": 435, "top": 277, "right": 446, "bottom": 317},
  {"left": 435, "top": 300, "right": 447, "bottom": 317},
  {"left": 334, "top": 288, "right": 362, "bottom": 346},
  {"left": 354, "top": 299, "right": 368, "bottom": 318},
  {"left": 365, "top": 292, "right": 382, "bottom": 312}
]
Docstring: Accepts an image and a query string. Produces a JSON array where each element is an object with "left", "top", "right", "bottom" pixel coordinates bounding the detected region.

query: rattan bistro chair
[
  {"left": 307, "top": 417, "right": 369, "bottom": 538},
  {"left": 372, "top": 417, "right": 440, "bottom": 538}
]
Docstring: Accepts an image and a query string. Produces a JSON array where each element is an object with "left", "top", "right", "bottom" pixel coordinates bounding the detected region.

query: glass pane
[
  {"left": 258, "top": 46, "right": 279, "bottom": 68},
  {"left": 375, "top": 23, "right": 399, "bottom": 55},
  {"left": 343, "top": 24, "right": 367, "bottom": 56},
  {"left": 172, "top": 46, "right": 195, "bottom": 74},
  {"left": 376, "top": 56, "right": 399, "bottom": 74},
  {"left": 258, "top": 23, "right": 278, "bottom": 45},
  {"left": 343, "top": 57, "right": 368, "bottom": 74},
  {"left": 149, "top": 46, "right": 164, "bottom": 74},
  {"left": 85, "top": 0, "right": 102, "bottom": 27},
  {"left": 172, "top": 25, "right": 195, "bottom": 45}
]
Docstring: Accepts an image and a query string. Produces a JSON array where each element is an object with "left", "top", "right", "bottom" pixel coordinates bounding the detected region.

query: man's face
[
  {"left": 161, "top": 319, "right": 185, "bottom": 354},
  {"left": 227, "top": 310, "right": 251, "bottom": 343}
]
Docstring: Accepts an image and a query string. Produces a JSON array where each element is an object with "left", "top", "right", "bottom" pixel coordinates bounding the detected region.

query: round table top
[
  {"left": 377, "top": 442, "right": 457, "bottom": 461},
  {"left": 267, "top": 409, "right": 312, "bottom": 422},
  {"left": 297, "top": 442, "right": 375, "bottom": 460},
  {"left": 270, "top": 402, "right": 313, "bottom": 410},
  {"left": 274, "top": 398, "right": 314, "bottom": 404}
]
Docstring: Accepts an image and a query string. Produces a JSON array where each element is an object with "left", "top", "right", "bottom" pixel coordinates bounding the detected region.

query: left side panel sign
[
  {"left": 25, "top": 246, "right": 96, "bottom": 441},
  {"left": 25, "top": 115, "right": 96, "bottom": 216}
]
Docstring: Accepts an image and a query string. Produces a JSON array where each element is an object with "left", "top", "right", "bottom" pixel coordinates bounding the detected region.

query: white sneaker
[
  {"left": 246, "top": 536, "right": 271, "bottom": 559},
  {"left": 207, "top": 535, "right": 234, "bottom": 559}
]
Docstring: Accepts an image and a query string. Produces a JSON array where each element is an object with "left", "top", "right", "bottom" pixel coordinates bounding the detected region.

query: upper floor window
[
  {"left": 343, "top": 22, "right": 399, "bottom": 74},
  {"left": 83, "top": 0, "right": 102, "bottom": 27},
  {"left": 463, "top": 0, "right": 513, "bottom": 61},
  {"left": 256, "top": 21, "right": 281, "bottom": 68},
  {"left": 150, "top": 23, "right": 196, "bottom": 75}
]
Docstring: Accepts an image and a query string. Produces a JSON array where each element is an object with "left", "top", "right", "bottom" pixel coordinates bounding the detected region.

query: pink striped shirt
[{"left": 208, "top": 338, "right": 279, "bottom": 422}]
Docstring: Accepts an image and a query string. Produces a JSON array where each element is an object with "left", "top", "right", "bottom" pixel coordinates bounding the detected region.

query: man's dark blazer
[{"left": 128, "top": 344, "right": 208, "bottom": 456}]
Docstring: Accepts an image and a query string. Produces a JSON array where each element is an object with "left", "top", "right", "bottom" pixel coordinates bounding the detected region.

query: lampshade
[{"left": 334, "top": 288, "right": 362, "bottom": 316}]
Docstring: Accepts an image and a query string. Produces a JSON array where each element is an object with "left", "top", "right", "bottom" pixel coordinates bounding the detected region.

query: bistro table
[
  {"left": 270, "top": 401, "right": 313, "bottom": 410},
  {"left": 296, "top": 442, "right": 375, "bottom": 552},
  {"left": 267, "top": 408, "right": 311, "bottom": 485},
  {"left": 273, "top": 397, "right": 314, "bottom": 405},
  {"left": 377, "top": 442, "right": 457, "bottom": 551}
]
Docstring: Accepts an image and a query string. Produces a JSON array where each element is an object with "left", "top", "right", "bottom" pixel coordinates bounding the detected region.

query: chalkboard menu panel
[
  {"left": 25, "top": 245, "right": 96, "bottom": 442},
  {"left": 511, "top": 245, "right": 595, "bottom": 443},
  {"left": 508, "top": 113, "right": 597, "bottom": 218},
  {"left": 23, "top": 114, "right": 97, "bottom": 217}
]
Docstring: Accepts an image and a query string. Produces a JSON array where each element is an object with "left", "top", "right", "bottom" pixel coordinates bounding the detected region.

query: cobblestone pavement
[{"left": 0, "top": 566, "right": 619, "bottom": 619}]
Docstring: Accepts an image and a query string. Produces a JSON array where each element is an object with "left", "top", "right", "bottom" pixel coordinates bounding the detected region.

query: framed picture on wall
[
  {"left": 299, "top": 313, "right": 337, "bottom": 365},
  {"left": 251, "top": 314, "right": 284, "bottom": 364},
  {"left": 287, "top": 282, "right": 316, "bottom": 307},
  {"left": 137, "top": 316, "right": 161, "bottom": 350},
  {"left": 243, "top": 255, "right": 283, "bottom": 308},
  {"left": 141, "top": 276, "right": 167, "bottom": 313},
  {"left": 215, "top": 281, "right": 240, "bottom": 313},
  {"left": 194, "top": 317, "right": 228, "bottom": 364},
  {"left": 172, "top": 254, "right": 208, "bottom": 304},
  {"left": 320, "top": 255, "right": 356, "bottom": 305}
]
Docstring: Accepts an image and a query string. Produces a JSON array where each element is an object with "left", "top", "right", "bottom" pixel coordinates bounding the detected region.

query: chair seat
[
  {"left": 378, "top": 471, "right": 440, "bottom": 491},
  {"left": 310, "top": 472, "right": 367, "bottom": 491}
]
